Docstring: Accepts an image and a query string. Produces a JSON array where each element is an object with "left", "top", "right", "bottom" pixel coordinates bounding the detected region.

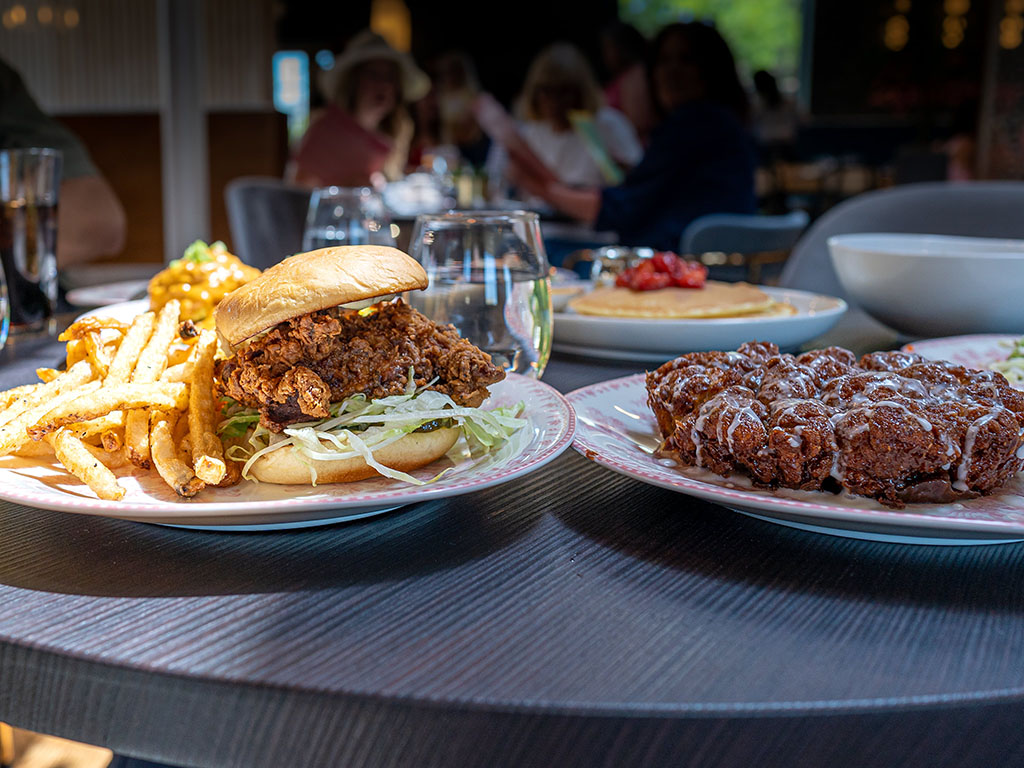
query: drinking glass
[
  {"left": 302, "top": 186, "right": 396, "bottom": 250},
  {"left": 0, "top": 148, "right": 61, "bottom": 338},
  {"left": 407, "top": 211, "right": 552, "bottom": 378}
]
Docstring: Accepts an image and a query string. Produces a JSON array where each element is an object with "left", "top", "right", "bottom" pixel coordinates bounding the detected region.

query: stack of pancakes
[{"left": 569, "top": 281, "right": 795, "bottom": 319}]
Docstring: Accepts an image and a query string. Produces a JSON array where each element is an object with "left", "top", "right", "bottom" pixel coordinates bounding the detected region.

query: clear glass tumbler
[
  {"left": 302, "top": 186, "right": 396, "bottom": 250},
  {"left": 0, "top": 148, "right": 61, "bottom": 338},
  {"left": 407, "top": 210, "right": 552, "bottom": 378}
]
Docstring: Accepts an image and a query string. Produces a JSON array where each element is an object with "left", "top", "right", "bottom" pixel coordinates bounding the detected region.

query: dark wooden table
[{"left": 3, "top": 313, "right": 1024, "bottom": 768}]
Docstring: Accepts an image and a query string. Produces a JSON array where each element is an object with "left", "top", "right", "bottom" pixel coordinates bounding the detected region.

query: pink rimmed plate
[
  {"left": 568, "top": 373, "right": 1024, "bottom": 545},
  {"left": 0, "top": 374, "right": 575, "bottom": 530},
  {"left": 903, "top": 334, "right": 1019, "bottom": 371}
]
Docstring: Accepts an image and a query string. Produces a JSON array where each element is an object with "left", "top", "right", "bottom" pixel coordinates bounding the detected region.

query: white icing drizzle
[
  {"left": 762, "top": 368, "right": 817, "bottom": 399},
  {"left": 870, "top": 400, "right": 934, "bottom": 432},
  {"left": 830, "top": 449, "right": 844, "bottom": 484},
  {"left": 725, "top": 408, "right": 758, "bottom": 451},
  {"left": 954, "top": 412, "right": 1000, "bottom": 491},
  {"left": 654, "top": 344, "right": 1023, "bottom": 501},
  {"left": 832, "top": 399, "right": 932, "bottom": 435},
  {"left": 691, "top": 389, "right": 764, "bottom": 463}
]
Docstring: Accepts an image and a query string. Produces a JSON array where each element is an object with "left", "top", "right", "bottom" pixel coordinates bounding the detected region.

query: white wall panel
[{"left": 1, "top": 0, "right": 272, "bottom": 113}]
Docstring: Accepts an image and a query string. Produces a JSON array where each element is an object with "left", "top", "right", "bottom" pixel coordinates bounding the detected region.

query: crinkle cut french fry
[
  {"left": 189, "top": 331, "right": 226, "bottom": 485},
  {"left": 27, "top": 382, "right": 188, "bottom": 441},
  {"left": 46, "top": 429, "right": 125, "bottom": 502},
  {"left": 106, "top": 312, "right": 155, "bottom": 384},
  {"left": 0, "top": 363, "right": 97, "bottom": 451},
  {"left": 150, "top": 410, "right": 204, "bottom": 498}
]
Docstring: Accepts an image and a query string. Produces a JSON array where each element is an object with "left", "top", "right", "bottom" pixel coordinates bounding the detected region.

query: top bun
[{"left": 215, "top": 246, "right": 428, "bottom": 346}]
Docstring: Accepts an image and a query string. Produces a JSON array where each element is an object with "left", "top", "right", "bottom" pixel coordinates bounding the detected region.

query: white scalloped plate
[
  {"left": 0, "top": 373, "right": 575, "bottom": 529},
  {"left": 568, "top": 373, "right": 1024, "bottom": 545},
  {"left": 553, "top": 287, "right": 846, "bottom": 361},
  {"left": 902, "top": 334, "right": 1019, "bottom": 370}
]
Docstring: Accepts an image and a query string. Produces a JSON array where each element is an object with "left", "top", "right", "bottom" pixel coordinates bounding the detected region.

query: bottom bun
[{"left": 247, "top": 426, "right": 461, "bottom": 485}]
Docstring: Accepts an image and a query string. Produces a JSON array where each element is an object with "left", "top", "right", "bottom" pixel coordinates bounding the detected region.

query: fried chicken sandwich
[{"left": 214, "top": 246, "right": 521, "bottom": 485}]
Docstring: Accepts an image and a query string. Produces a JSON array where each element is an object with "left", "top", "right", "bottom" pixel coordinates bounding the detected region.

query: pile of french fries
[{"left": 0, "top": 299, "right": 238, "bottom": 501}]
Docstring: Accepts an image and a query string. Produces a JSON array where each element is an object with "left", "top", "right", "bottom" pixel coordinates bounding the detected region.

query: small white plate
[
  {"left": 66, "top": 280, "right": 151, "bottom": 308},
  {"left": 568, "top": 373, "right": 1024, "bottom": 545},
  {"left": 77, "top": 299, "right": 150, "bottom": 322},
  {"left": 553, "top": 286, "right": 846, "bottom": 361},
  {"left": 0, "top": 373, "right": 576, "bottom": 529}
]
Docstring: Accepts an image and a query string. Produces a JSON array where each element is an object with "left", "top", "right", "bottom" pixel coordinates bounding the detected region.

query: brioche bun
[
  {"left": 246, "top": 426, "right": 460, "bottom": 485},
  {"left": 215, "top": 246, "right": 428, "bottom": 346}
]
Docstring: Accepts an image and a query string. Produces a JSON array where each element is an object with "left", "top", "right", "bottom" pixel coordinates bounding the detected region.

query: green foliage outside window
[{"left": 619, "top": 0, "right": 802, "bottom": 80}]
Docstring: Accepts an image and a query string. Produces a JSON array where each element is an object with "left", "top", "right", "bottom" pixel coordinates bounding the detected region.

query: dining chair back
[
  {"left": 224, "top": 176, "right": 311, "bottom": 270},
  {"left": 778, "top": 181, "right": 1024, "bottom": 301},
  {"left": 680, "top": 210, "right": 810, "bottom": 284}
]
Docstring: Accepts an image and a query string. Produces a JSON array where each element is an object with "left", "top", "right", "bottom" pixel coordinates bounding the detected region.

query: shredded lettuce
[
  {"left": 219, "top": 381, "right": 526, "bottom": 486},
  {"left": 219, "top": 413, "right": 261, "bottom": 438}
]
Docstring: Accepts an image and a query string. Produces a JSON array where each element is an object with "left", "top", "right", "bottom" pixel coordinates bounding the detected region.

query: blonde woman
[
  {"left": 488, "top": 42, "right": 642, "bottom": 192},
  {"left": 287, "top": 31, "right": 430, "bottom": 187}
]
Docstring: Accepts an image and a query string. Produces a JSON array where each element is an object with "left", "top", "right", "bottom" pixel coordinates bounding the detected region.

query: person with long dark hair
[
  {"left": 509, "top": 22, "right": 757, "bottom": 252},
  {"left": 600, "top": 21, "right": 655, "bottom": 143}
]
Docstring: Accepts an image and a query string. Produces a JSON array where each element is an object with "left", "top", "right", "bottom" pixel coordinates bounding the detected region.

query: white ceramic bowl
[{"left": 828, "top": 233, "right": 1024, "bottom": 337}]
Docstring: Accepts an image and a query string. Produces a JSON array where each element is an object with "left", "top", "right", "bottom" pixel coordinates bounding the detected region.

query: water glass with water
[
  {"left": 406, "top": 211, "right": 552, "bottom": 378},
  {"left": 302, "top": 186, "right": 396, "bottom": 250},
  {"left": 0, "top": 148, "right": 61, "bottom": 338}
]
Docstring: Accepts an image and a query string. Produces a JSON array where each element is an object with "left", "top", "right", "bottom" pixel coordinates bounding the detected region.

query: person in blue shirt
[{"left": 509, "top": 22, "right": 757, "bottom": 251}]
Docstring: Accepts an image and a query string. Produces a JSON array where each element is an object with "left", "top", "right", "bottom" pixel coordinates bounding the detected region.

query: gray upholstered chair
[
  {"left": 680, "top": 210, "right": 810, "bottom": 283},
  {"left": 778, "top": 181, "right": 1024, "bottom": 302},
  {"left": 224, "top": 176, "right": 311, "bottom": 270}
]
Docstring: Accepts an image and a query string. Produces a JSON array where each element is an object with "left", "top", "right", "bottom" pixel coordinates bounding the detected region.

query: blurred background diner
[
  {"left": 484, "top": 41, "right": 643, "bottom": 194},
  {"left": 0, "top": 0, "right": 1020, "bottom": 286},
  {"left": 505, "top": 22, "right": 757, "bottom": 251},
  {"left": 285, "top": 29, "right": 429, "bottom": 188}
]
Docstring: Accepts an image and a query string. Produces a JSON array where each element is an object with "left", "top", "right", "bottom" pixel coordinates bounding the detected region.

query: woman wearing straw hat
[{"left": 287, "top": 30, "right": 431, "bottom": 188}]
